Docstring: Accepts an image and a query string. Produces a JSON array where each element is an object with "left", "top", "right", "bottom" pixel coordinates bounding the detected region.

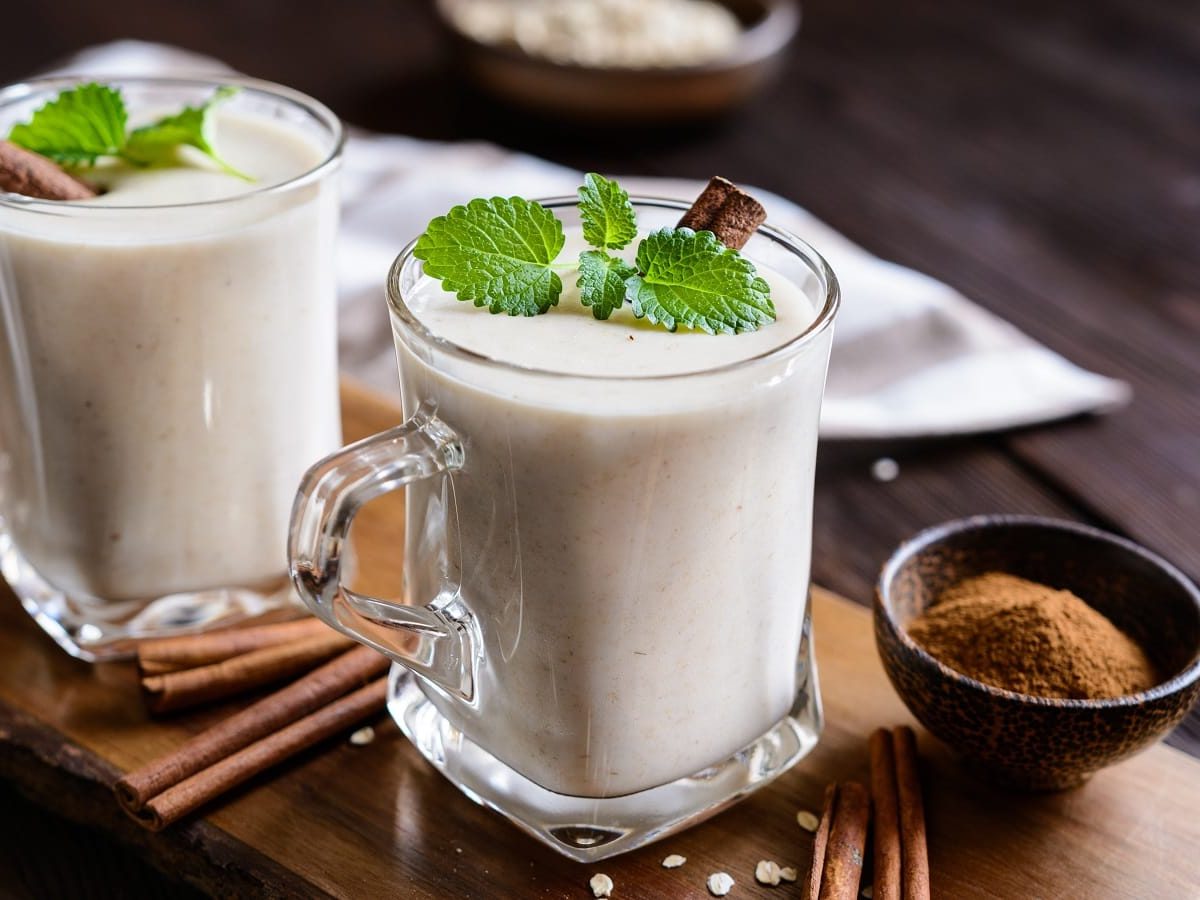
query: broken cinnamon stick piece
[
  {"left": 803, "top": 782, "right": 838, "bottom": 900},
  {"left": 678, "top": 175, "right": 737, "bottom": 231},
  {"left": 129, "top": 677, "right": 387, "bottom": 831},
  {"left": 678, "top": 175, "right": 767, "bottom": 250},
  {"left": 138, "top": 617, "right": 332, "bottom": 676},
  {"left": 116, "top": 644, "right": 388, "bottom": 813},
  {"left": 869, "top": 728, "right": 903, "bottom": 900},
  {"left": 819, "top": 781, "right": 870, "bottom": 900},
  {"left": 0, "top": 140, "right": 96, "bottom": 201},
  {"left": 141, "top": 629, "right": 355, "bottom": 714},
  {"left": 893, "top": 726, "right": 931, "bottom": 900},
  {"left": 705, "top": 190, "right": 767, "bottom": 250}
]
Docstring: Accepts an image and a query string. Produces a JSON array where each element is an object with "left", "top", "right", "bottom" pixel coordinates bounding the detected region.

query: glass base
[
  {"left": 388, "top": 612, "right": 822, "bottom": 862},
  {"left": 0, "top": 523, "right": 301, "bottom": 662}
]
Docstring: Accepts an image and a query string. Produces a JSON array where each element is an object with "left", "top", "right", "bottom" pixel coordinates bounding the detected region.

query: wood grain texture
[
  {"left": 2, "top": 0, "right": 1196, "bottom": 754},
  {"left": 0, "top": 381, "right": 1197, "bottom": 898}
]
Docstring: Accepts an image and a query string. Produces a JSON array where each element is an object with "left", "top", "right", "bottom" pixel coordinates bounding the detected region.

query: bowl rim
[
  {"left": 435, "top": 0, "right": 802, "bottom": 74},
  {"left": 875, "top": 514, "right": 1200, "bottom": 709}
]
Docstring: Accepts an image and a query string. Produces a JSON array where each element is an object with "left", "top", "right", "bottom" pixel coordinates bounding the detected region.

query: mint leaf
[
  {"left": 125, "top": 86, "right": 251, "bottom": 180},
  {"left": 7, "top": 83, "right": 127, "bottom": 166},
  {"left": 415, "top": 197, "right": 566, "bottom": 316},
  {"left": 626, "top": 228, "right": 775, "bottom": 334},
  {"left": 578, "top": 172, "right": 637, "bottom": 250},
  {"left": 578, "top": 250, "right": 637, "bottom": 320}
]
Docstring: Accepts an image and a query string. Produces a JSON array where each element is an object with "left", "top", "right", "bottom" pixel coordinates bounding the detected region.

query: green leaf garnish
[
  {"left": 124, "top": 86, "right": 251, "bottom": 180},
  {"left": 578, "top": 250, "right": 638, "bottom": 320},
  {"left": 7, "top": 83, "right": 127, "bottom": 166},
  {"left": 6, "top": 82, "right": 252, "bottom": 181},
  {"left": 626, "top": 228, "right": 775, "bottom": 334},
  {"left": 413, "top": 175, "right": 774, "bottom": 332},
  {"left": 414, "top": 196, "right": 566, "bottom": 316},
  {"left": 578, "top": 172, "right": 637, "bottom": 250}
]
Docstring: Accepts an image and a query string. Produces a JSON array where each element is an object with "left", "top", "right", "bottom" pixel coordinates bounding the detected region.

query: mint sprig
[
  {"left": 415, "top": 173, "right": 775, "bottom": 333},
  {"left": 124, "top": 86, "right": 250, "bottom": 180},
  {"left": 578, "top": 250, "right": 638, "bottom": 320},
  {"left": 8, "top": 83, "right": 127, "bottom": 166},
  {"left": 7, "top": 82, "right": 252, "bottom": 180},
  {"left": 413, "top": 196, "right": 566, "bottom": 316},
  {"left": 627, "top": 228, "right": 775, "bottom": 334},
  {"left": 578, "top": 172, "right": 637, "bottom": 250}
]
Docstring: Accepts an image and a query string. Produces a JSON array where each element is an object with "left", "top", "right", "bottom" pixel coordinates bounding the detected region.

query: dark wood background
[{"left": 2, "top": 0, "right": 1198, "bottom": 894}]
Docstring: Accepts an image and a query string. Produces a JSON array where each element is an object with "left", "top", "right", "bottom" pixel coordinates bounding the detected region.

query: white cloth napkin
[{"left": 44, "top": 41, "right": 1131, "bottom": 439}]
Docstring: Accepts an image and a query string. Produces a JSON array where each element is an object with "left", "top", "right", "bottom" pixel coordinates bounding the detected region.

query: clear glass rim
[
  {"left": 0, "top": 74, "right": 345, "bottom": 214},
  {"left": 387, "top": 196, "right": 841, "bottom": 383}
]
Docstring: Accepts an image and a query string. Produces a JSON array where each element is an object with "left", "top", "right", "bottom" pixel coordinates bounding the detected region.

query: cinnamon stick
[
  {"left": 116, "top": 644, "right": 388, "bottom": 813},
  {"left": 0, "top": 140, "right": 96, "bottom": 200},
  {"left": 138, "top": 617, "right": 331, "bottom": 676},
  {"left": 893, "top": 726, "right": 931, "bottom": 900},
  {"left": 678, "top": 176, "right": 736, "bottom": 231},
  {"left": 677, "top": 175, "right": 767, "bottom": 250},
  {"left": 706, "top": 190, "right": 768, "bottom": 250},
  {"left": 819, "top": 781, "right": 870, "bottom": 900},
  {"left": 128, "top": 678, "right": 387, "bottom": 831},
  {"left": 141, "top": 630, "right": 355, "bottom": 714},
  {"left": 803, "top": 782, "right": 838, "bottom": 900},
  {"left": 869, "top": 728, "right": 903, "bottom": 900}
]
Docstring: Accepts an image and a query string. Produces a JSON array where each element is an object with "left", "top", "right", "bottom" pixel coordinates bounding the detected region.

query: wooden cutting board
[{"left": 0, "top": 379, "right": 1197, "bottom": 899}]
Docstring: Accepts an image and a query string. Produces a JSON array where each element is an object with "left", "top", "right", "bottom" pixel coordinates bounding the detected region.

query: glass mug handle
[{"left": 287, "top": 404, "right": 477, "bottom": 700}]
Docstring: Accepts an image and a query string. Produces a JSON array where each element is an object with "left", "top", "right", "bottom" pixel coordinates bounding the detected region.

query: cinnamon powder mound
[{"left": 907, "top": 572, "right": 1158, "bottom": 700}]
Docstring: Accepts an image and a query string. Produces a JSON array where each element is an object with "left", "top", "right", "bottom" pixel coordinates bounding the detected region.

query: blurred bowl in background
[{"left": 436, "top": 0, "right": 801, "bottom": 122}]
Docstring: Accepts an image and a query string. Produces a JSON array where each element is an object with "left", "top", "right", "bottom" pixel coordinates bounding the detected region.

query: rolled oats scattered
[
  {"left": 707, "top": 872, "right": 735, "bottom": 896},
  {"left": 779, "top": 866, "right": 798, "bottom": 882},
  {"left": 796, "top": 809, "right": 820, "bottom": 832},
  {"left": 443, "top": 0, "right": 742, "bottom": 69},
  {"left": 589, "top": 873, "right": 614, "bottom": 898},
  {"left": 755, "top": 860, "right": 782, "bottom": 886},
  {"left": 662, "top": 854, "right": 687, "bottom": 868},
  {"left": 348, "top": 726, "right": 376, "bottom": 746}
]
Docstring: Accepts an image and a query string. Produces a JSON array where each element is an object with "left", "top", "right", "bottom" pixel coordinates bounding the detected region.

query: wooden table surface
[
  {"left": 2, "top": 0, "right": 1198, "bottom": 895},
  {"left": 3, "top": 381, "right": 1199, "bottom": 900}
]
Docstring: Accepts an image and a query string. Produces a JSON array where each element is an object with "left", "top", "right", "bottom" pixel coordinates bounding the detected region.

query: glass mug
[
  {"left": 0, "top": 76, "right": 343, "bottom": 660},
  {"left": 290, "top": 199, "right": 839, "bottom": 860}
]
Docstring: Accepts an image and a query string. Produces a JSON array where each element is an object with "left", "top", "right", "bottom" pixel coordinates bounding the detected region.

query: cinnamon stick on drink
[
  {"left": 678, "top": 176, "right": 767, "bottom": 250},
  {"left": 116, "top": 644, "right": 389, "bottom": 820},
  {"left": 0, "top": 140, "right": 97, "bottom": 200},
  {"left": 137, "top": 617, "right": 333, "bottom": 675},
  {"left": 141, "top": 629, "right": 355, "bottom": 714}
]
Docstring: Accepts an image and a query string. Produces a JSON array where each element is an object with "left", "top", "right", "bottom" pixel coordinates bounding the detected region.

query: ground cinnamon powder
[{"left": 907, "top": 572, "right": 1158, "bottom": 699}]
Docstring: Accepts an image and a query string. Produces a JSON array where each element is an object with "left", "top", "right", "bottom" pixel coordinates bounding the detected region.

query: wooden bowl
[
  {"left": 436, "top": 0, "right": 801, "bottom": 122},
  {"left": 874, "top": 515, "right": 1200, "bottom": 790}
]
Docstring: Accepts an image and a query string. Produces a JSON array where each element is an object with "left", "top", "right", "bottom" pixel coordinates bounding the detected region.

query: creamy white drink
[
  {"left": 0, "top": 87, "right": 341, "bottom": 621},
  {"left": 395, "top": 228, "right": 830, "bottom": 797}
]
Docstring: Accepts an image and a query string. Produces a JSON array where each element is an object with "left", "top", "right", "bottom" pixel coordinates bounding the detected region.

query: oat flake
[
  {"left": 662, "top": 854, "right": 687, "bottom": 868},
  {"left": 796, "top": 809, "right": 820, "bottom": 832},
  {"left": 348, "top": 726, "right": 375, "bottom": 746},
  {"left": 780, "top": 866, "right": 798, "bottom": 882},
  {"left": 755, "top": 860, "right": 782, "bottom": 885},
  {"left": 590, "top": 873, "right": 613, "bottom": 898},
  {"left": 871, "top": 457, "right": 900, "bottom": 482},
  {"left": 707, "top": 872, "right": 735, "bottom": 896}
]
